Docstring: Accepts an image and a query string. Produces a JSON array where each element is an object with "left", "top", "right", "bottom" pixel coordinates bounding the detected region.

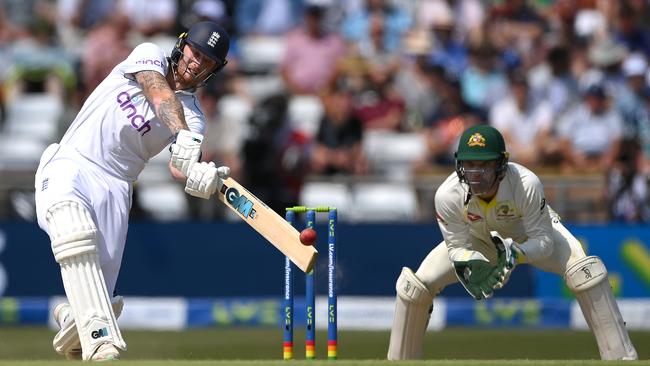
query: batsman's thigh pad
[
  {"left": 388, "top": 267, "right": 434, "bottom": 360},
  {"left": 46, "top": 201, "right": 126, "bottom": 360},
  {"left": 53, "top": 296, "right": 124, "bottom": 355},
  {"left": 565, "top": 256, "right": 637, "bottom": 360}
]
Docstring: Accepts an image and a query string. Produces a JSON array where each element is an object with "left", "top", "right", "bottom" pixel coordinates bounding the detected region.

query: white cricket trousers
[{"left": 34, "top": 143, "right": 131, "bottom": 296}]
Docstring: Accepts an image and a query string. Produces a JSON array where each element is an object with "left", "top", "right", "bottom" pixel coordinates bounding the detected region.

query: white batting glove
[
  {"left": 170, "top": 130, "right": 204, "bottom": 176},
  {"left": 184, "top": 162, "right": 230, "bottom": 199}
]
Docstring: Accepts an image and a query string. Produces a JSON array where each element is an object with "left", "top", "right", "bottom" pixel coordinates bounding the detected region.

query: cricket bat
[{"left": 217, "top": 177, "right": 318, "bottom": 273}]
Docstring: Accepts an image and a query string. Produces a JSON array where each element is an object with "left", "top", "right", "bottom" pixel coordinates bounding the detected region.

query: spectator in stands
[
  {"left": 616, "top": 53, "right": 649, "bottom": 138},
  {"left": 605, "top": 139, "right": 650, "bottom": 223},
  {"left": 116, "top": 0, "right": 177, "bottom": 38},
  {"left": 557, "top": 84, "right": 623, "bottom": 173},
  {"left": 235, "top": 0, "right": 303, "bottom": 36},
  {"left": 280, "top": 2, "right": 345, "bottom": 95},
  {"left": 6, "top": 17, "right": 75, "bottom": 98},
  {"left": 242, "top": 94, "right": 312, "bottom": 213},
  {"left": 342, "top": 0, "right": 411, "bottom": 54},
  {"left": 530, "top": 46, "right": 579, "bottom": 117},
  {"left": 426, "top": 7, "right": 468, "bottom": 80},
  {"left": 415, "top": 75, "right": 481, "bottom": 169},
  {"left": 637, "top": 86, "right": 650, "bottom": 174},
  {"left": 311, "top": 82, "right": 368, "bottom": 175},
  {"left": 587, "top": 37, "right": 628, "bottom": 98},
  {"left": 79, "top": 14, "right": 132, "bottom": 99},
  {"left": 356, "top": 9, "right": 401, "bottom": 76},
  {"left": 57, "top": 0, "right": 115, "bottom": 32},
  {"left": 353, "top": 65, "right": 406, "bottom": 131},
  {"left": 487, "top": 0, "right": 545, "bottom": 66},
  {"left": 489, "top": 70, "right": 554, "bottom": 167},
  {"left": 613, "top": 3, "right": 650, "bottom": 56},
  {"left": 460, "top": 42, "right": 508, "bottom": 117},
  {"left": 393, "top": 55, "right": 440, "bottom": 131}
]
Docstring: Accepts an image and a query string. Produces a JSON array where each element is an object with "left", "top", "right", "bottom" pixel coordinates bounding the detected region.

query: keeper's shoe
[{"left": 90, "top": 343, "right": 120, "bottom": 361}]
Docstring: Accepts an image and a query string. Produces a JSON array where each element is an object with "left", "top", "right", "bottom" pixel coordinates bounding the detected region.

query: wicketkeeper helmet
[{"left": 454, "top": 125, "right": 509, "bottom": 188}]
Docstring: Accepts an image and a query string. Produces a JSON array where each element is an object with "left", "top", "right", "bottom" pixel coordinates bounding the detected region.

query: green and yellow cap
[{"left": 455, "top": 125, "right": 507, "bottom": 161}]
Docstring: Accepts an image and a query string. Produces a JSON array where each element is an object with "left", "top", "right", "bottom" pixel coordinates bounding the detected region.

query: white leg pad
[
  {"left": 565, "top": 256, "right": 637, "bottom": 360},
  {"left": 53, "top": 296, "right": 124, "bottom": 355},
  {"left": 46, "top": 201, "right": 127, "bottom": 361},
  {"left": 387, "top": 267, "right": 434, "bottom": 360}
]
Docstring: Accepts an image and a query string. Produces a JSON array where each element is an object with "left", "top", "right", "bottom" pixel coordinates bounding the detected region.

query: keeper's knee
[
  {"left": 396, "top": 267, "right": 433, "bottom": 305},
  {"left": 565, "top": 256, "right": 607, "bottom": 292}
]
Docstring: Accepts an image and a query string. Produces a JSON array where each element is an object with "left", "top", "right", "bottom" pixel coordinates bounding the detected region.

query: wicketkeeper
[{"left": 388, "top": 125, "right": 637, "bottom": 360}]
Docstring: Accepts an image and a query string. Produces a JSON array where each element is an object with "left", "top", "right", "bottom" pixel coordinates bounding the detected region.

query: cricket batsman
[
  {"left": 34, "top": 21, "right": 231, "bottom": 360},
  {"left": 388, "top": 125, "right": 638, "bottom": 360}
]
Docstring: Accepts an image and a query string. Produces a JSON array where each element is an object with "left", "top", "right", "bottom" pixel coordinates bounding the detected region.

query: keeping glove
[
  {"left": 184, "top": 162, "right": 230, "bottom": 199},
  {"left": 490, "top": 231, "right": 523, "bottom": 290},
  {"left": 453, "top": 258, "right": 501, "bottom": 300},
  {"left": 170, "top": 130, "right": 204, "bottom": 176}
]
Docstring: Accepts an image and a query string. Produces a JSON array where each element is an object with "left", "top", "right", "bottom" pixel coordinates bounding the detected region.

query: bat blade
[{"left": 217, "top": 177, "right": 318, "bottom": 272}]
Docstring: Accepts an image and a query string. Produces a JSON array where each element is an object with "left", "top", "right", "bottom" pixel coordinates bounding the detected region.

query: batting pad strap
[
  {"left": 565, "top": 256, "right": 607, "bottom": 292},
  {"left": 46, "top": 201, "right": 98, "bottom": 262}
]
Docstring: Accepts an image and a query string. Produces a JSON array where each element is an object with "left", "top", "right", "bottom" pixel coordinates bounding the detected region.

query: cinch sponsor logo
[
  {"left": 221, "top": 185, "right": 257, "bottom": 218},
  {"left": 117, "top": 91, "right": 151, "bottom": 136},
  {"left": 91, "top": 327, "right": 108, "bottom": 339},
  {"left": 135, "top": 59, "right": 163, "bottom": 67}
]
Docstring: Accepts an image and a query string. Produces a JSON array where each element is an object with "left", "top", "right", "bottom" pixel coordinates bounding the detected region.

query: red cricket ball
[{"left": 299, "top": 228, "right": 317, "bottom": 246}]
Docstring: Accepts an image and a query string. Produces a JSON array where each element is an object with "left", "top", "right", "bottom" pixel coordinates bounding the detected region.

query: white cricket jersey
[
  {"left": 435, "top": 162, "right": 553, "bottom": 263},
  {"left": 60, "top": 42, "right": 206, "bottom": 182}
]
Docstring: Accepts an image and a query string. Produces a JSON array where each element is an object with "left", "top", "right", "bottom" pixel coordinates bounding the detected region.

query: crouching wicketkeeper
[{"left": 387, "top": 125, "right": 637, "bottom": 360}]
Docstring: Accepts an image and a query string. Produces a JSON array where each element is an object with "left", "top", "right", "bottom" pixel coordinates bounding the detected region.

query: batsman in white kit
[
  {"left": 388, "top": 125, "right": 637, "bottom": 360},
  {"left": 34, "top": 21, "right": 231, "bottom": 361}
]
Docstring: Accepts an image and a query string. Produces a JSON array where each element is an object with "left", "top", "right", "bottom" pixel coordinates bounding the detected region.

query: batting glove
[
  {"left": 184, "top": 162, "right": 230, "bottom": 199},
  {"left": 170, "top": 130, "right": 204, "bottom": 177}
]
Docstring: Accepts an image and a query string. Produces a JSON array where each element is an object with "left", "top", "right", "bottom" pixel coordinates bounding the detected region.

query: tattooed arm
[{"left": 134, "top": 70, "right": 188, "bottom": 134}]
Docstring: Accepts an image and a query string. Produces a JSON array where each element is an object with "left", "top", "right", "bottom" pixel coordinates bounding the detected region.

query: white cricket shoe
[
  {"left": 52, "top": 296, "right": 125, "bottom": 360},
  {"left": 53, "top": 303, "right": 82, "bottom": 360},
  {"left": 90, "top": 343, "right": 121, "bottom": 361}
]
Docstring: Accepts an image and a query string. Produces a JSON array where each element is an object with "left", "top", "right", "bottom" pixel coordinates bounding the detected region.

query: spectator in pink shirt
[{"left": 280, "top": 2, "right": 345, "bottom": 95}]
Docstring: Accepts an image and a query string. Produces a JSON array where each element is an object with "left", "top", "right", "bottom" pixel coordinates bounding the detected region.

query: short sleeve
[{"left": 121, "top": 42, "right": 169, "bottom": 79}]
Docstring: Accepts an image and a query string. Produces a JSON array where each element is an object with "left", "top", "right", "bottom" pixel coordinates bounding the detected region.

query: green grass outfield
[{"left": 0, "top": 328, "right": 648, "bottom": 365}]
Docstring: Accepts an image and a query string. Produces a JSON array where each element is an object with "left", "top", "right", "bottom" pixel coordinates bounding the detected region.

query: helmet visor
[
  {"left": 176, "top": 44, "right": 219, "bottom": 87},
  {"left": 461, "top": 164, "right": 497, "bottom": 196}
]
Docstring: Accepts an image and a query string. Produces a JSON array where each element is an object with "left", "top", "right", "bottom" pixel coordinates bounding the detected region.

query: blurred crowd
[{"left": 1, "top": 0, "right": 650, "bottom": 222}]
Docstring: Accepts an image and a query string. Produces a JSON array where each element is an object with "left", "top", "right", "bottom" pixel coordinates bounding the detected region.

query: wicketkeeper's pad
[
  {"left": 565, "top": 256, "right": 637, "bottom": 360},
  {"left": 387, "top": 267, "right": 433, "bottom": 360}
]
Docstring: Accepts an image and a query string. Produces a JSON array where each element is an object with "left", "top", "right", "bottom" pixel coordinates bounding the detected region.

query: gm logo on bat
[{"left": 221, "top": 185, "right": 257, "bottom": 219}]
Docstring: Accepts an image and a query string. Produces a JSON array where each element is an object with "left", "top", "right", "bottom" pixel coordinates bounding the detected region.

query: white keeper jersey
[
  {"left": 434, "top": 162, "right": 553, "bottom": 262},
  {"left": 59, "top": 42, "right": 206, "bottom": 182}
]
